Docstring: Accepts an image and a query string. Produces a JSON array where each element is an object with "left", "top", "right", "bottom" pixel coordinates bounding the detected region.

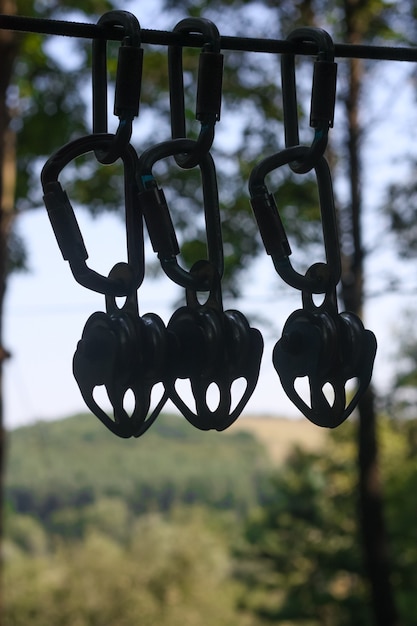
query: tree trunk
[
  {"left": 341, "top": 5, "right": 399, "bottom": 623},
  {"left": 0, "top": 1, "right": 18, "bottom": 622},
  {"left": 357, "top": 387, "right": 400, "bottom": 626}
]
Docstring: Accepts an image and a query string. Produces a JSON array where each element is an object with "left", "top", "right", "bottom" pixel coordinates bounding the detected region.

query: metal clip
[
  {"left": 249, "top": 145, "right": 341, "bottom": 294},
  {"left": 93, "top": 10, "right": 143, "bottom": 164},
  {"left": 281, "top": 27, "right": 337, "bottom": 174},
  {"left": 168, "top": 17, "right": 223, "bottom": 169},
  {"left": 41, "top": 133, "right": 143, "bottom": 296},
  {"left": 137, "top": 138, "right": 223, "bottom": 291},
  {"left": 165, "top": 260, "right": 263, "bottom": 431}
]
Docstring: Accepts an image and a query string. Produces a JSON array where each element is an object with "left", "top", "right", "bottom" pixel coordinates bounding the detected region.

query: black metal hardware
[
  {"left": 3, "top": 14, "right": 417, "bottom": 62},
  {"left": 73, "top": 263, "right": 169, "bottom": 438},
  {"left": 137, "top": 138, "right": 224, "bottom": 291},
  {"left": 168, "top": 17, "right": 223, "bottom": 169},
  {"left": 249, "top": 146, "right": 340, "bottom": 294},
  {"left": 41, "top": 133, "right": 143, "bottom": 297},
  {"left": 281, "top": 27, "right": 337, "bottom": 174},
  {"left": 273, "top": 269, "right": 377, "bottom": 427},
  {"left": 165, "top": 260, "right": 263, "bottom": 430},
  {"left": 37, "top": 12, "right": 379, "bottom": 436},
  {"left": 92, "top": 10, "right": 143, "bottom": 164},
  {"left": 249, "top": 140, "right": 376, "bottom": 427}
]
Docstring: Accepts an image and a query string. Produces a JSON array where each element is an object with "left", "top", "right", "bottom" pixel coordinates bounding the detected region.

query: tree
[
  {"left": 4, "top": 508, "right": 258, "bottom": 626},
  {"left": 236, "top": 425, "right": 369, "bottom": 625},
  {"left": 0, "top": 0, "right": 117, "bottom": 618},
  {"left": 236, "top": 417, "right": 417, "bottom": 625}
]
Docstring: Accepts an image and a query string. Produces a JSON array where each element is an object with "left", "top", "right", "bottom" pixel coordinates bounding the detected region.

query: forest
[{"left": 3, "top": 411, "right": 417, "bottom": 625}]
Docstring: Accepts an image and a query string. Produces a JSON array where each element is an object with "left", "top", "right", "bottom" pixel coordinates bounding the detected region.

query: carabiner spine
[
  {"left": 281, "top": 27, "right": 337, "bottom": 173},
  {"left": 92, "top": 10, "right": 142, "bottom": 164},
  {"left": 137, "top": 139, "right": 224, "bottom": 291},
  {"left": 249, "top": 146, "right": 341, "bottom": 293}
]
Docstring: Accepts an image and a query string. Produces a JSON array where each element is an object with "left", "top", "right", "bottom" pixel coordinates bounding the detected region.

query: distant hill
[
  {"left": 228, "top": 415, "right": 327, "bottom": 463},
  {"left": 5, "top": 412, "right": 327, "bottom": 525}
]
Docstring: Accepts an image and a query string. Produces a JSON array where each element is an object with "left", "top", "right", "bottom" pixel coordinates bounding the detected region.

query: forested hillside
[
  {"left": 5, "top": 413, "right": 273, "bottom": 526},
  {"left": 2, "top": 413, "right": 281, "bottom": 625}
]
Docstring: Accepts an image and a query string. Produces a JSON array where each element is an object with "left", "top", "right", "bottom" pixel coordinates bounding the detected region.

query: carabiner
[
  {"left": 137, "top": 138, "right": 224, "bottom": 291},
  {"left": 168, "top": 17, "right": 223, "bottom": 169},
  {"left": 41, "top": 133, "right": 144, "bottom": 297},
  {"left": 92, "top": 10, "right": 143, "bottom": 164},
  {"left": 249, "top": 145, "right": 341, "bottom": 293},
  {"left": 281, "top": 27, "right": 337, "bottom": 174}
]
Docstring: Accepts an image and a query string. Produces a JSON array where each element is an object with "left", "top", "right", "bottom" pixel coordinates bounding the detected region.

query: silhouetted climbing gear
[
  {"left": 73, "top": 264, "right": 169, "bottom": 438},
  {"left": 92, "top": 10, "right": 143, "bottom": 164},
  {"left": 249, "top": 149, "right": 376, "bottom": 427},
  {"left": 168, "top": 17, "right": 223, "bottom": 169},
  {"left": 249, "top": 145, "right": 340, "bottom": 294},
  {"left": 166, "top": 260, "right": 263, "bottom": 431},
  {"left": 281, "top": 27, "right": 337, "bottom": 174},
  {"left": 137, "top": 137, "right": 263, "bottom": 429},
  {"left": 39, "top": 13, "right": 378, "bottom": 436},
  {"left": 42, "top": 133, "right": 169, "bottom": 437},
  {"left": 273, "top": 279, "right": 377, "bottom": 428},
  {"left": 41, "top": 133, "right": 143, "bottom": 296}
]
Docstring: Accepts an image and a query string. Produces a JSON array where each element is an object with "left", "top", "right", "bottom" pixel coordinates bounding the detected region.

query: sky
[{"left": 3, "top": 4, "right": 417, "bottom": 430}]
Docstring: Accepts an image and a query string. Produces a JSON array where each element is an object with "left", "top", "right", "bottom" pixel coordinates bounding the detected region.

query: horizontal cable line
[{"left": 1, "top": 14, "right": 417, "bottom": 62}]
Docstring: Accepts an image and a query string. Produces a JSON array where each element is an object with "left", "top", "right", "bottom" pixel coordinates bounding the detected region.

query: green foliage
[
  {"left": 5, "top": 413, "right": 271, "bottom": 531},
  {"left": 4, "top": 508, "right": 259, "bottom": 626},
  {"left": 4, "top": 411, "right": 269, "bottom": 623},
  {"left": 385, "top": 177, "right": 417, "bottom": 259},
  {"left": 230, "top": 416, "right": 417, "bottom": 625},
  {"left": 236, "top": 421, "right": 370, "bottom": 625},
  {"left": 379, "top": 418, "right": 417, "bottom": 620},
  {"left": 5, "top": 414, "right": 417, "bottom": 625}
]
